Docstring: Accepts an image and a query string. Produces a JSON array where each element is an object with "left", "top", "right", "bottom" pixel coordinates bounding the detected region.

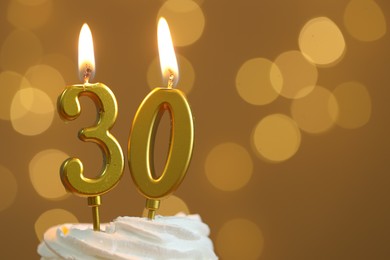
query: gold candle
[
  {"left": 58, "top": 23, "right": 124, "bottom": 231},
  {"left": 128, "top": 18, "right": 194, "bottom": 220}
]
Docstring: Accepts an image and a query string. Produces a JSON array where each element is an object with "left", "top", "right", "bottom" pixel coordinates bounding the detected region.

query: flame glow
[
  {"left": 78, "top": 23, "right": 95, "bottom": 82},
  {"left": 158, "top": 17, "right": 179, "bottom": 87}
]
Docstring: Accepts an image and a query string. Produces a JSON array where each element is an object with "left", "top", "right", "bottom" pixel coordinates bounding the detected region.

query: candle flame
[
  {"left": 78, "top": 23, "right": 95, "bottom": 83},
  {"left": 158, "top": 17, "right": 179, "bottom": 88}
]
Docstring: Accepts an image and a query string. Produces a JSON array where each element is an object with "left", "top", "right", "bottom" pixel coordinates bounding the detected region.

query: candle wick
[
  {"left": 167, "top": 72, "right": 174, "bottom": 89},
  {"left": 83, "top": 65, "right": 93, "bottom": 84}
]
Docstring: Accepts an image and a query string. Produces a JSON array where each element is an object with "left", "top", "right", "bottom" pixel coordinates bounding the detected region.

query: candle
[
  {"left": 128, "top": 17, "right": 194, "bottom": 220},
  {"left": 58, "top": 23, "right": 124, "bottom": 231}
]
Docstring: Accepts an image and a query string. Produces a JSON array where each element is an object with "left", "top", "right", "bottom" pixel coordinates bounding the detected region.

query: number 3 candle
[
  {"left": 128, "top": 17, "right": 194, "bottom": 220},
  {"left": 58, "top": 24, "right": 124, "bottom": 231}
]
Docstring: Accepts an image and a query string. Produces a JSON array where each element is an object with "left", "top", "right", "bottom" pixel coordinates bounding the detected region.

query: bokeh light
[
  {"left": 29, "top": 149, "right": 69, "bottom": 200},
  {"left": 7, "top": 0, "right": 53, "bottom": 29},
  {"left": 252, "top": 114, "right": 301, "bottom": 162},
  {"left": 24, "top": 64, "right": 66, "bottom": 102},
  {"left": 0, "top": 29, "right": 43, "bottom": 73},
  {"left": 147, "top": 54, "right": 195, "bottom": 94},
  {"left": 299, "top": 17, "right": 346, "bottom": 66},
  {"left": 10, "top": 87, "right": 54, "bottom": 136},
  {"left": 291, "top": 86, "right": 338, "bottom": 134},
  {"left": 0, "top": 71, "right": 30, "bottom": 120},
  {"left": 205, "top": 143, "right": 253, "bottom": 191},
  {"left": 158, "top": 0, "right": 205, "bottom": 46},
  {"left": 34, "top": 209, "right": 78, "bottom": 241},
  {"left": 270, "top": 50, "right": 318, "bottom": 99},
  {"left": 333, "top": 81, "right": 371, "bottom": 129},
  {"left": 344, "top": 0, "right": 386, "bottom": 42},
  {"left": 190, "top": 0, "right": 205, "bottom": 5},
  {"left": 142, "top": 195, "right": 190, "bottom": 217},
  {"left": 9, "top": 84, "right": 34, "bottom": 120},
  {"left": 0, "top": 165, "right": 18, "bottom": 212},
  {"left": 216, "top": 218, "right": 264, "bottom": 260},
  {"left": 236, "top": 58, "right": 282, "bottom": 105}
]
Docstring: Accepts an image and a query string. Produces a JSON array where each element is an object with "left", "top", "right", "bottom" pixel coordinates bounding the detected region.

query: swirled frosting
[{"left": 37, "top": 214, "right": 218, "bottom": 259}]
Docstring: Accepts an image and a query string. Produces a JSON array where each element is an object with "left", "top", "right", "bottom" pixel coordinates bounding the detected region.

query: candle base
[
  {"left": 146, "top": 198, "right": 160, "bottom": 220},
  {"left": 88, "top": 196, "right": 101, "bottom": 231}
]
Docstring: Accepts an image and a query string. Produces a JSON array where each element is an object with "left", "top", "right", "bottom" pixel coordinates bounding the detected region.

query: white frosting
[{"left": 38, "top": 214, "right": 218, "bottom": 259}]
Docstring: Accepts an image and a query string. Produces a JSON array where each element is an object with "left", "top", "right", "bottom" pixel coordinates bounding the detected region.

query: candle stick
[
  {"left": 128, "top": 18, "right": 194, "bottom": 220},
  {"left": 58, "top": 23, "right": 124, "bottom": 231}
]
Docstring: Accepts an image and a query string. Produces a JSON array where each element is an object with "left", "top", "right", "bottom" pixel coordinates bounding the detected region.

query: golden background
[{"left": 0, "top": 0, "right": 389, "bottom": 259}]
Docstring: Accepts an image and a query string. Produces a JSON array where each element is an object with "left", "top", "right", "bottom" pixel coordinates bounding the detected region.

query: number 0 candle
[
  {"left": 128, "top": 17, "right": 194, "bottom": 220},
  {"left": 58, "top": 23, "right": 124, "bottom": 231}
]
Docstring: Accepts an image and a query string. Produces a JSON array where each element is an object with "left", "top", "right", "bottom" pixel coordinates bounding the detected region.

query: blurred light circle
[
  {"left": 7, "top": 0, "right": 53, "bottom": 29},
  {"left": 29, "top": 149, "right": 69, "bottom": 200},
  {"left": 252, "top": 114, "right": 301, "bottom": 162},
  {"left": 0, "top": 29, "right": 43, "bottom": 73},
  {"left": 205, "top": 142, "right": 253, "bottom": 191},
  {"left": 35, "top": 209, "right": 78, "bottom": 241},
  {"left": 191, "top": 0, "right": 205, "bottom": 5},
  {"left": 0, "top": 165, "right": 18, "bottom": 212},
  {"left": 333, "top": 81, "right": 371, "bottom": 129},
  {"left": 299, "top": 17, "right": 346, "bottom": 66},
  {"left": 25, "top": 64, "right": 66, "bottom": 102},
  {"left": 216, "top": 218, "right": 264, "bottom": 260},
  {"left": 147, "top": 54, "right": 195, "bottom": 94},
  {"left": 158, "top": 0, "right": 205, "bottom": 46},
  {"left": 236, "top": 58, "right": 281, "bottom": 105},
  {"left": 0, "top": 71, "right": 30, "bottom": 120},
  {"left": 142, "top": 195, "right": 190, "bottom": 217},
  {"left": 344, "top": 0, "right": 386, "bottom": 42},
  {"left": 291, "top": 86, "right": 338, "bottom": 134},
  {"left": 11, "top": 88, "right": 54, "bottom": 136},
  {"left": 9, "top": 85, "right": 34, "bottom": 120},
  {"left": 271, "top": 50, "right": 318, "bottom": 99}
]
